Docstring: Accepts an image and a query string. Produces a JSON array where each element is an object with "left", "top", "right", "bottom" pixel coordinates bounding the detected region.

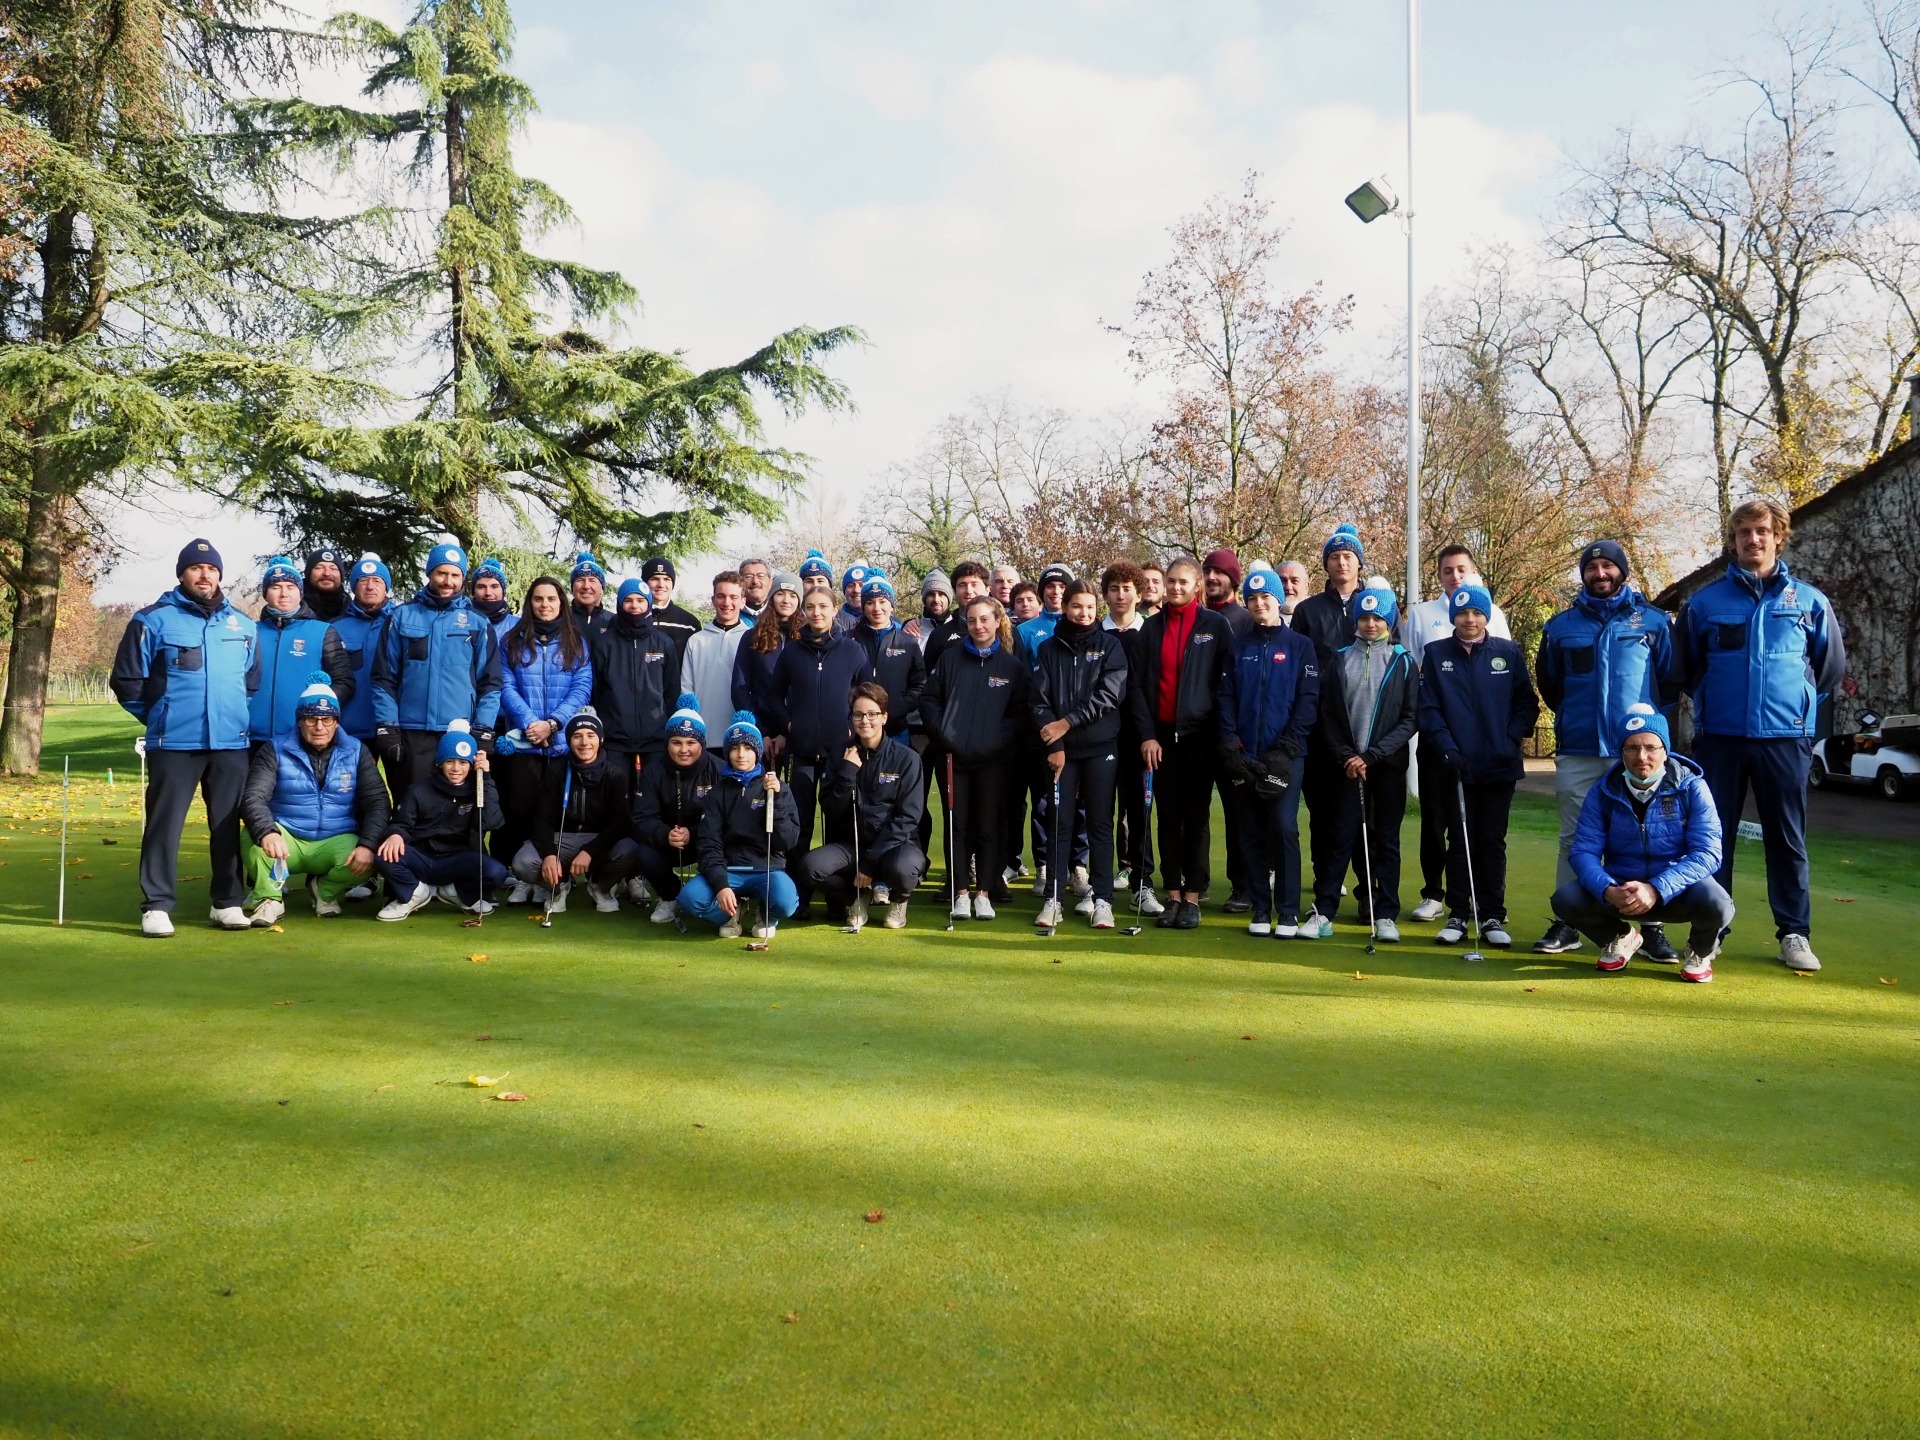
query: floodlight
[{"left": 1344, "top": 178, "right": 1399, "bottom": 223}]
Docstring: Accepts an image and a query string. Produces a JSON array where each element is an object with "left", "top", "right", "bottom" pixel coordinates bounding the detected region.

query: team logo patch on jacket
[
  {"left": 1491, "top": 657, "right": 1508, "bottom": 673},
  {"left": 987, "top": 676, "right": 1009, "bottom": 688},
  {"left": 1271, "top": 650, "right": 1287, "bottom": 663},
  {"left": 877, "top": 771, "right": 901, "bottom": 784},
  {"left": 291, "top": 638, "right": 308, "bottom": 656},
  {"left": 645, "top": 653, "right": 664, "bottom": 664}
]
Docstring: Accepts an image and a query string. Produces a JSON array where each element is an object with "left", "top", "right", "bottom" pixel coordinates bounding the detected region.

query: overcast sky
[{"left": 103, "top": 0, "right": 1784, "bottom": 601}]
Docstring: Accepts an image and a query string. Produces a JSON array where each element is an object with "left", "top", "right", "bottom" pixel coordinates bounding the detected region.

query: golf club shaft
[
  {"left": 58, "top": 755, "right": 69, "bottom": 926},
  {"left": 1456, "top": 776, "right": 1482, "bottom": 944},
  {"left": 1358, "top": 772, "right": 1374, "bottom": 949},
  {"left": 946, "top": 752, "right": 956, "bottom": 928},
  {"left": 475, "top": 762, "right": 486, "bottom": 924}
]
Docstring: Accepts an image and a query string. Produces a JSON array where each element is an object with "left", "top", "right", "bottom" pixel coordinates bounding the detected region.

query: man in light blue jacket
[
  {"left": 1552, "top": 705, "right": 1732, "bottom": 982},
  {"left": 1678, "top": 498, "right": 1846, "bottom": 972},
  {"left": 110, "top": 538, "right": 261, "bottom": 937}
]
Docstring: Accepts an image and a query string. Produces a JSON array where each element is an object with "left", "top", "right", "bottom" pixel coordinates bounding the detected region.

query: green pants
[{"left": 241, "top": 830, "right": 365, "bottom": 905}]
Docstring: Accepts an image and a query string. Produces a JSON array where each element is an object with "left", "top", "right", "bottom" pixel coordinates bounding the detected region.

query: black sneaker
[
  {"left": 1641, "top": 922, "right": 1680, "bottom": 963},
  {"left": 1222, "top": 888, "right": 1252, "bottom": 914},
  {"left": 1532, "top": 921, "right": 1582, "bottom": 954},
  {"left": 1155, "top": 903, "right": 1182, "bottom": 929},
  {"left": 1174, "top": 901, "right": 1202, "bottom": 930}
]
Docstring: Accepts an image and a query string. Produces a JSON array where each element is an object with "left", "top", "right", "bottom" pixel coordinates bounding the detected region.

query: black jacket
[
  {"left": 697, "top": 771, "right": 802, "bottom": 888},
  {"left": 1103, "top": 620, "right": 1150, "bottom": 741},
  {"left": 590, "top": 612, "right": 682, "bottom": 755},
  {"left": 820, "top": 734, "right": 924, "bottom": 854},
  {"left": 1126, "top": 603, "right": 1232, "bottom": 740},
  {"left": 532, "top": 757, "right": 634, "bottom": 859},
  {"left": 632, "top": 750, "right": 722, "bottom": 861},
  {"left": 570, "top": 602, "right": 612, "bottom": 639},
  {"left": 921, "top": 640, "right": 1032, "bottom": 769},
  {"left": 1316, "top": 641, "right": 1420, "bottom": 771},
  {"left": 767, "top": 626, "right": 867, "bottom": 762},
  {"left": 649, "top": 600, "right": 702, "bottom": 653},
  {"left": 241, "top": 739, "right": 389, "bottom": 849},
  {"left": 851, "top": 622, "right": 928, "bottom": 737},
  {"left": 1292, "top": 587, "right": 1362, "bottom": 669},
  {"left": 1211, "top": 599, "right": 1254, "bottom": 639},
  {"left": 385, "top": 770, "right": 503, "bottom": 858},
  {"left": 731, "top": 633, "right": 787, "bottom": 720},
  {"left": 922, "top": 612, "right": 968, "bottom": 676},
  {"left": 1031, "top": 625, "right": 1129, "bottom": 758}
]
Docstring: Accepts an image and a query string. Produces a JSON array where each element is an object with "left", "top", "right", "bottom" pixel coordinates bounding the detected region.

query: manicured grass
[{"left": 3, "top": 707, "right": 1917, "bottom": 1438}]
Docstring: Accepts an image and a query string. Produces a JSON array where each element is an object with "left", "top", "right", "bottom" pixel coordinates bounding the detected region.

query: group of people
[{"left": 113, "top": 495, "right": 1844, "bottom": 979}]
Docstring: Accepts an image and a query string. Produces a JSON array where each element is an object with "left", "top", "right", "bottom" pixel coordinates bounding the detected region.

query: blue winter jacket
[
  {"left": 499, "top": 628, "right": 594, "bottom": 756},
  {"left": 1536, "top": 587, "right": 1676, "bottom": 757},
  {"left": 268, "top": 730, "right": 367, "bottom": 842},
  {"left": 371, "top": 590, "right": 503, "bottom": 734},
  {"left": 331, "top": 600, "right": 389, "bottom": 740},
  {"left": 1571, "top": 754, "right": 1723, "bottom": 903},
  {"left": 1416, "top": 635, "right": 1541, "bottom": 784},
  {"left": 1679, "top": 560, "right": 1847, "bottom": 739},
  {"left": 249, "top": 605, "right": 353, "bottom": 743},
  {"left": 1217, "top": 624, "right": 1321, "bottom": 759},
  {"left": 110, "top": 588, "right": 260, "bottom": 752},
  {"left": 1016, "top": 610, "right": 1061, "bottom": 656}
]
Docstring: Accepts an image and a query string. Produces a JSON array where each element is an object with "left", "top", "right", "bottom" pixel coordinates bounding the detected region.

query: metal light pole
[{"left": 1404, "top": 0, "right": 1421, "bottom": 608}]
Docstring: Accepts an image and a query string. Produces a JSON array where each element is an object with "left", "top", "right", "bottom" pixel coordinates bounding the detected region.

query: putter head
[
  {"left": 538, "top": 914, "right": 553, "bottom": 928},
  {"left": 744, "top": 940, "right": 771, "bottom": 952},
  {"left": 1464, "top": 948, "right": 1486, "bottom": 962},
  {"left": 461, "top": 915, "right": 484, "bottom": 929},
  {"left": 1120, "top": 925, "right": 1142, "bottom": 936}
]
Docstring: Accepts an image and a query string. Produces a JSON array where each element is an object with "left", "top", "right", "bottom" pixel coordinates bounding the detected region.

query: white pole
[
  {"left": 1405, "top": 0, "right": 1422, "bottom": 608},
  {"left": 58, "top": 755, "right": 70, "bottom": 926}
]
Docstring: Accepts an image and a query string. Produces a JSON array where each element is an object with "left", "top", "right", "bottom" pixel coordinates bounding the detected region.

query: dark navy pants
[
  {"left": 1551, "top": 878, "right": 1736, "bottom": 956},
  {"left": 1232, "top": 754, "right": 1307, "bottom": 923},
  {"left": 1692, "top": 735, "right": 1812, "bottom": 938}
]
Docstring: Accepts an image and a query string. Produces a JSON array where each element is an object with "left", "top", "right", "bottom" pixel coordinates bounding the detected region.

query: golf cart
[{"left": 1809, "top": 711, "right": 1920, "bottom": 800}]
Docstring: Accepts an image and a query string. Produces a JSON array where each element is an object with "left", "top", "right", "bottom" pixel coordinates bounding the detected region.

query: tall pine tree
[{"left": 241, "top": 0, "right": 861, "bottom": 565}]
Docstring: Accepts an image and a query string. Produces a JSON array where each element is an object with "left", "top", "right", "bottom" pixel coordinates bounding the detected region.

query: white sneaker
[
  {"left": 463, "top": 898, "right": 496, "bottom": 916},
  {"left": 1373, "top": 919, "right": 1400, "bottom": 943},
  {"left": 1273, "top": 920, "right": 1299, "bottom": 938},
  {"left": 630, "top": 877, "right": 654, "bottom": 904},
  {"left": 1071, "top": 865, "right": 1090, "bottom": 895},
  {"left": 248, "top": 898, "right": 285, "bottom": 927},
  {"left": 546, "top": 883, "right": 570, "bottom": 915},
  {"left": 343, "top": 884, "right": 373, "bottom": 902},
  {"left": 1597, "top": 928, "right": 1643, "bottom": 973},
  {"left": 377, "top": 884, "right": 433, "bottom": 922},
  {"left": 1035, "top": 898, "right": 1064, "bottom": 930},
  {"left": 847, "top": 893, "right": 868, "bottom": 930},
  {"left": 1247, "top": 919, "right": 1273, "bottom": 936},
  {"left": 1072, "top": 890, "right": 1096, "bottom": 915},
  {"left": 1682, "top": 947, "right": 1717, "bottom": 983},
  {"left": 505, "top": 881, "right": 533, "bottom": 905},
  {"left": 1410, "top": 897, "right": 1446, "bottom": 923},
  {"left": 751, "top": 905, "right": 778, "bottom": 940},
  {"left": 1435, "top": 916, "right": 1467, "bottom": 945},
  {"left": 1001, "top": 864, "right": 1018, "bottom": 885},
  {"left": 650, "top": 899, "right": 679, "bottom": 924},
  {"left": 209, "top": 905, "right": 250, "bottom": 930},
  {"left": 313, "top": 894, "right": 343, "bottom": 918},
  {"left": 719, "top": 910, "right": 743, "bottom": 939},
  {"left": 436, "top": 884, "right": 460, "bottom": 907},
  {"left": 884, "top": 900, "right": 909, "bottom": 929},
  {"left": 973, "top": 893, "right": 997, "bottom": 921},
  {"left": 951, "top": 894, "right": 972, "bottom": 920},
  {"left": 1780, "top": 934, "right": 1821, "bottom": 972},
  {"left": 1300, "top": 910, "right": 1333, "bottom": 940},
  {"left": 588, "top": 883, "right": 620, "bottom": 913},
  {"left": 1136, "top": 888, "right": 1165, "bottom": 917},
  {"left": 1483, "top": 922, "right": 1512, "bottom": 949},
  {"left": 141, "top": 909, "right": 175, "bottom": 938},
  {"left": 1032, "top": 867, "right": 1050, "bottom": 896},
  {"left": 1090, "top": 900, "right": 1114, "bottom": 930}
]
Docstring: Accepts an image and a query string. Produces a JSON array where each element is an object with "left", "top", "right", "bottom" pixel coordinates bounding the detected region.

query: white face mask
[{"left": 1624, "top": 765, "right": 1662, "bottom": 794}]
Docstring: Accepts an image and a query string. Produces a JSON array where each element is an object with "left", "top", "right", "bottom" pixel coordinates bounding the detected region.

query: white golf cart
[{"left": 1809, "top": 712, "right": 1920, "bottom": 800}]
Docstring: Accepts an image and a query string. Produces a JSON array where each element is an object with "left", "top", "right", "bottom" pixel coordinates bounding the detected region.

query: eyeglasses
[{"left": 850, "top": 708, "right": 884, "bottom": 720}]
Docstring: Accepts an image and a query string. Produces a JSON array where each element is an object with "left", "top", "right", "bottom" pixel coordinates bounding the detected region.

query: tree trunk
[
  {"left": 441, "top": 95, "right": 483, "bottom": 550},
  {"left": 0, "top": 434, "right": 73, "bottom": 777}
]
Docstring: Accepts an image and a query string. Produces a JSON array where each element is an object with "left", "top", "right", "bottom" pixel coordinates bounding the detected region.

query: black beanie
[{"left": 176, "top": 538, "right": 223, "bottom": 577}]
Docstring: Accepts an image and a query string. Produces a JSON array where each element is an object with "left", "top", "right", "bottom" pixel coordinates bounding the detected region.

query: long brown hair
[
  {"left": 504, "top": 576, "right": 586, "bottom": 669},
  {"left": 749, "top": 591, "right": 801, "bottom": 654}
]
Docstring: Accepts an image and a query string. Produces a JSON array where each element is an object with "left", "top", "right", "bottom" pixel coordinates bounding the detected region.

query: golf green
[{"left": 4, "top": 706, "right": 1915, "bottom": 1438}]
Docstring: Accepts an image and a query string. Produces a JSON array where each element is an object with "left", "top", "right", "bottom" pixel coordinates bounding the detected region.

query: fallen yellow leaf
[
  {"left": 1881, "top": 977, "right": 1900, "bottom": 986},
  {"left": 268, "top": 924, "right": 285, "bottom": 933},
  {"left": 493, "top": 1091, "right": 529, "bottom": 1102},
  {"left": 467, "top": 952, "right": 490, "bottom": 963},
  {"left": 467, "top": 1074, "right": 504, "bottom": 1087}
]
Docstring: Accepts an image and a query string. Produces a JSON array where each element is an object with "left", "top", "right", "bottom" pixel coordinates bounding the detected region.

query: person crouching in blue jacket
[
  {"left": 1216, "top": 565, "right": 1320, "bottom": 937},
  {"left": 1308, "top": 577, "right": 1419, "bottom": 942},
  {"left": 1416, "top": 582, "right": 1541, "bottom": 949},
  {"left": 1551, "top": 704, "right": 1731, "bottom": 982},
  {"left": 678, "top": 712, "right": 802, "bottom": 939}
]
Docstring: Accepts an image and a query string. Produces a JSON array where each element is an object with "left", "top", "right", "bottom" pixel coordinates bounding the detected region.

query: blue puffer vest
[{"left": 270, "top": 731, "right": 366, "bottom": 841}]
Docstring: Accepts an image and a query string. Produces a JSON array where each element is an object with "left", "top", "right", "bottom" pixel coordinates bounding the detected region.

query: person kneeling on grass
[
  {"left": 374, "top": 720, "right": 507, "bottom": 920},
  {"left": 803, "top": 681, "right": 927, "bottom": 930},
  {"left": 240, "top": 672, "right": 389, "bottom": 926},
  {"left": 510, "top": 707, "right": 639, "bottom": 915},
  {"left": 630, "top": 696, "right": 722, "bottom": 923},
  {"left": 677, "top": 712, "right": 801, "bottom": 939},
  {"left": 1551, "top": 704, "right": 1730, "bottom": 982}
]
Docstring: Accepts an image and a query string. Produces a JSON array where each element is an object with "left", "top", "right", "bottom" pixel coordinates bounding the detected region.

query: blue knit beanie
[
  {"left": 294, "top": 669, "right": 340, "bottom": 719},
  {"left": 799, "top": 549, "right": 832, "bottom": 581},
  {"left": 1322, "top": 524, "right": 1365, "bottom": 566},
  {"left": 841, "top": 562, "right": 871, "bottom": 592},
  {"left": 1241, "top": 564, "right": 1281, "bottom": 602},
  {"left": 616, "top": 577, "right": 649, "bottom": 608},
  {"left": 1355, "top": 575, "right": 1399, "bottom": 629},
  {"left": 723, "top": 709, "right": 764, "bottom": 755},
  {"left": 1578, "top": 539, "right": 1631, "bottom": 588},
  {"left": 436, "top": 718, "right": 477, "bottom": 764},
  {"left": 1617, "top": 702, "right": 1671, "bottom": 754},
  {"left": 570, "top": 551, "right": 605, "bottom": 583},
  {"left": 350, "top": 555, "right": 391, "bottom": 593},
  {"left": 861, "top": 575, "right": 896, "bottom": 604},
  {"left": 665, "top": 692, "right": 707, "bottom": 742},
  {"left": 473, "top": 556, "right": 509, "bottom": 588},
  {"left": 426, "top": 543, "right": 467, "bottom": 577},
  {"left": 260, "top": 555, "right": 301, "bottom": 590},
  {"left": 176, "top": 538, "right": 223, "bottom": 577},
  {"left": 1450, "top": 581, "right": 1493, "bottom": 620}
]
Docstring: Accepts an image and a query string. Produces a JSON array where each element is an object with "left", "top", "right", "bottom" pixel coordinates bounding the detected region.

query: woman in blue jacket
[
  {"left": 496, "top": 576, "right": 593, "bottom": 890},
  {"left": 1551, "top": 705, "right": 1731, "bottom": 982}
]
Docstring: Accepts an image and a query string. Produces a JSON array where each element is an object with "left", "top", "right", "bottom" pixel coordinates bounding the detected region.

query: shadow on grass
[{"left": 0, "top": 1372, "right": 338, "bottom": 1440}]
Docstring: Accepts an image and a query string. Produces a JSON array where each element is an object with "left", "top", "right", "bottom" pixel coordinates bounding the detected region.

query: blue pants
[
  {"left": 1550, "top": 878, "right": 1736, "bottom": 955},
  {"left": 1232, "top": 754, "right": 1306, "bottom": 923},
  {"left": 1693, "top": 735, "right": 1812, "bottom": 938},
  {"left": 678, "top": 867, "right": 799, "bottom": 928},
  {"left": 378, "top": 848, "right": 510, "bottom": 905}
]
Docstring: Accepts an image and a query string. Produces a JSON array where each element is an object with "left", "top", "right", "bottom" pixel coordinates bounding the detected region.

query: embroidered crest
[
  {"left": 877, "top": 771, "right": 901, "bottom": 784},
  {"left": 987, "top": 676, "right": 1009, "bottom": 688},
  {"left": 1440, "top": 660, "right": 1455, "bottom": 672},
  {"left": 290, "top": 638, "right": 308, "bottom": 657},
  {"left": 455, "top": 610, "right": 469, "bottom": 628},
  {"left": 226, "top": 615, "right": 241, "bottom": 631},
  {"left": 1491, "top": 656, "right": 1508, "bottom": 673},
  {"left": 1271, "top": 651, "right": 1287, "bottom": 664},
  {"left": 645, "top": 653, "right": 664, "bottom": 664},
  {"left": 1193, "top": 634, "right": 1214, "bottom": 646},
  {"left": 694, "top": 784, "right": 712, "bottom": 799}
]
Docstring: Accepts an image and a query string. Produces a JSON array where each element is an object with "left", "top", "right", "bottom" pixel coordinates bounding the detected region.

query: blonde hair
[
  {"left": 964, "top": 595, "right": 1015, "bottom": 651},
  {"left": 1727, "top": 497, "right": 1792, "bottom": 550}
]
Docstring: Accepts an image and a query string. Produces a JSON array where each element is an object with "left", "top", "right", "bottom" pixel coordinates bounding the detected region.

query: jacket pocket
[
  {"left": 1715, "top": 622, "right": 1746, "bottom": 650},
  {"left": 406, "top": 635, "right": 431, "bottom": 662},
  {"left": 171, "top": 645, "right": 204, "bottom": 672},
  {"left": 344, "top": 646, "right": 363, "bottom": 673},
  {"left": 1565, "top": 643, "right": 1595, "bottom": 675}
]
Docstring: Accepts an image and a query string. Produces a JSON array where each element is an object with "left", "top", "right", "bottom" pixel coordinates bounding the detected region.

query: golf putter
[
  {"left": 1038, "top": 774, "right": 1062, "bottom": 938},
  {"left": 1456, "top": 776, "right": 1486, "bottom": 963},
  {"left": 539, "top": 766, "right": 575, "bottom": 929},
  {"left": 57, "top": 755, "right": 69, "bottom": 926},
  {"left": 462, "top": 763, "right": 487, "bottom": 928},
  {"left": 844, "top": 776, "right": 864, "bottom": 935},
  {"left": 745, "top": 775, "right": 776, "bottom": 951},
  {"left": 1129, "top": 763, "right": 1155, "bottom": 925},
  {"left": 943, "top": 754, "right": 958, "bottom": 931},
  {"left": 1358, "top": 773, "right": 1376, "bottom": 955}
]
